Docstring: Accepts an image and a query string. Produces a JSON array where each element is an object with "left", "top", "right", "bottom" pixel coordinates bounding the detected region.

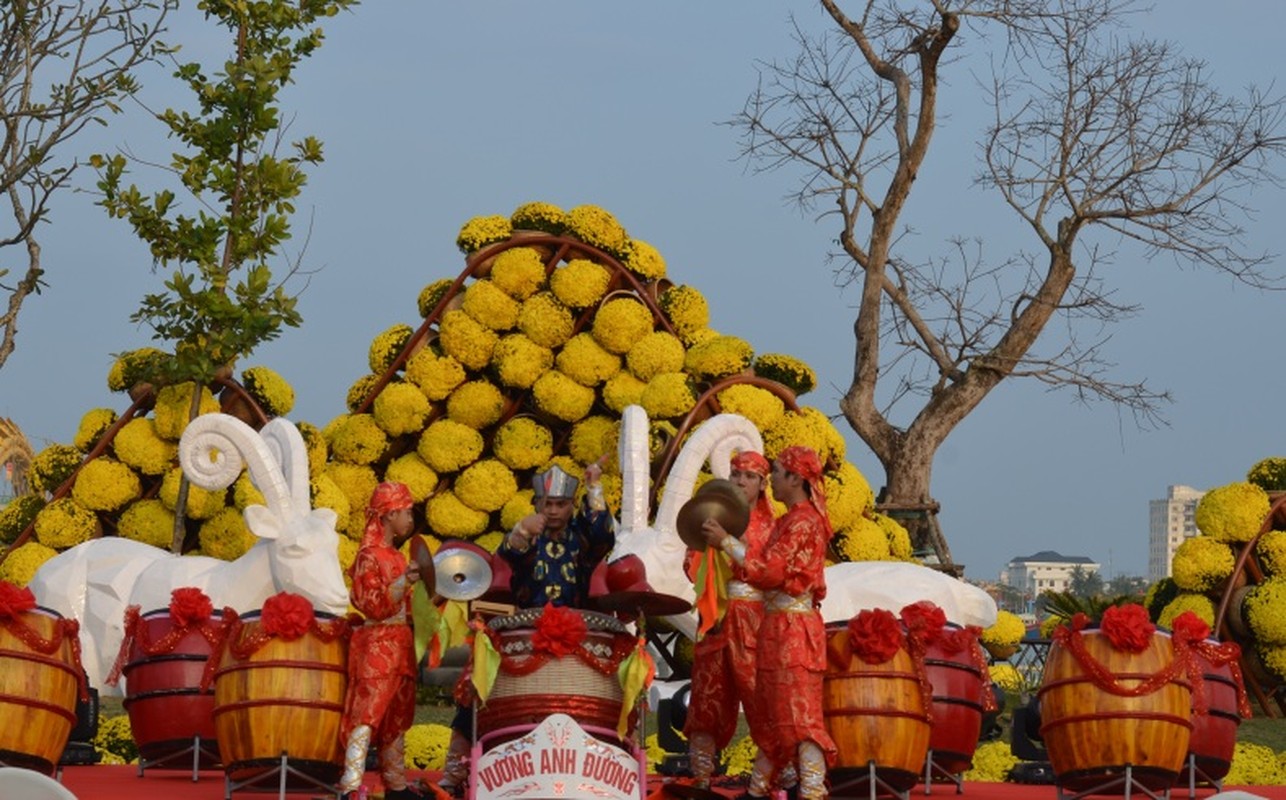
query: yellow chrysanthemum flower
[
  {"left": 602, "top": 371, "right": 648, "bottom": 413},
  {"left": 106, "top": 347, "right": 167, "bottom": 393},
  {"left": 462, "top": 278, "right": 520, "bottom": 331},
  {"left": 510, "top": 201, "right": 567, "bottom": 235},
  {"left": 117, "top": 499, "right": 174, "bottom": 549},
  {"left": 199, "top": 506, "right": 257, "bottom": 561},
  {"left": 685, "top": 335, "right": 754, "bottom": 380},
  {"left": 384, "top": 453, "right": 439, "bottom": 503},
  {"left": 406, "top": 349, "right": 467, "bottom": 401},
  {"left": 873, "top": 512, "right": 913, "bottom": 560},
  {"left": 500, "top": 489, "right": 536, "bottom": 532},
  {"left": 493, "top": 417, "right": 554, "bottom": 471},
  {"left": 517, "top": 292, "right": 574, "bottom": 349},
  {"left": 426, "top": 491, "right": 489, "bottom": 538},
  {"left": 532, "top": 370, "right": 596, "bottom": 424},
  {"left": 754, "top": 353, "right": 818, "bottom": 396},
  {"left": 112, "top": 417, "right": 176, "bottom": 476},
  {"left": 1257, "top": 530, "right": 1286, "bottom": 576},
  {"left": 310, "top": 474, "right": 353, "bottom": 535},
  {"left": 626, "top": 331, "right": 686, "bottom": 382},
  {"left": 28, "top": 444, "right": 81, "bottom": 495},
  {"left": 715, "top": 384, "right": 785, "bottom": 433},
  {"left": 241, "top": 365, "right": 295, "bottom": 417},
  {"left": 1245, "top": 577, "right": 1286, "bottom": 645},
  {"left": 623, "top": 238, "right": 666, "bottom": 280},
  {"left": 456, "top": 214, "right": 512, "bottom": 254},
  {"left": 373, "top": 381, "right": 432, "bottom": 437},
  {"left": 0, "top": 495, "right": 43, "bottom": 546},
  {"left": 565, "top": 204, "right": 629, "bottom": 258},
  {"left": 658, "top": 284, "right": 709, "bottom": 345},
  {"left": 491, "top": 333, "right": 554, "bottom": 390},
  {"left": 329, "top": 413, "right": 389, "bottom": 466},
  {"left": 836, "top": 517, "right": 890, "bottom": 561},
  {"left": 417, "top": 420, "right": 484, "bottom": 474},
  {"left": 569, "top": 416, "right": 619, "bottom": 467},
  {"left": 1170, "top": 535, "right": 1235, "bottom": 592},
  {"left": 446, "top": 380, "right": 505, "bottom": 430},
  {"left": 454, "top": 460, "right": 518, "bottom": 513},
  {"left": 153, "top": 382, "right": 218, "bottom": 441},
  {"left": 439, "top": 308, "right": 499, "bottom": 371},
  {"left": 556, "top": 333, "right": 621, "bottom": 387},
  {"left": 71, "top": 457, "right": 141, "bottom": 512},
  {"left": 640, "top": 372, "right": 697, "bottom": 420},
  {"left": 34, "top": 497, "right": 99, "bottom": 549},
  {"left": 418, "top": 278, "right": 455, "bottom": 319},
  {"left": 822, "top": 470, "right": 862, "bottom": 533},
  {"left": 298, "top": 421, "right": 328, "bottom": 476},
  {"left": 346, "top": 374, "right": 382, "bottom": 413},
  {"left": 324, "top": 463, "right": 378, "bottom": 541},
  {"left": 550, "top": 259, "right": 611, "bottom": 309},
  {"left": 762, "top": 409, "right": 830, "bottom": 462},
  {"left": 74, "top": 408, "right": 118, "bottom": 453},
  {"left": 231, "top": 471, "right": 265, "bottom": 511},
  {"left": 1195, "top": 482, "right": 1271, "bottom": 543},
  {"left": 962, "top": 740, "right": 1019, "bottom": 783},
  {"left": 0, "top": 541, "right": 56, "bottom": 586},
  {"left": 159, "top": 466, "right": 225, "bottom": 520},
  {"left": 1157, "top": 592, "right": 1216, "bottom": 630},
  {"left": 980, "top": 610, "right": 1027, "bottom": 648},
  {"left": 403, "top": 722, "right": 453, "bottom": 770},
  {"left": 592, "top": 297, "right": 654, "bottom": 355},
  {"left": 488, "top": 247, "right": 547, "bottom": 300}
]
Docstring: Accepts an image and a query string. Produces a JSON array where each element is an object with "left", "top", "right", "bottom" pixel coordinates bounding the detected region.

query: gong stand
[
  {"left": 1053, "top": 765, "right": 1170, "bottom": 800},
  {"left": 829, "top": 760, "right": 912, "bottom": 800},
  {"left": 920, "top": 752, "right": 964, "bottom": 795},
  {"left": 222, "top": 753, "right": 337, "bottom": 800},
  {"left": 137, "top": 733, "right": 220, "bottom": 782}
]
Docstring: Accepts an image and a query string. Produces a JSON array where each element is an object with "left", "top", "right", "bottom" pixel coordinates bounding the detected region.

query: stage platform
[{"left": 49, "top": 766, "right": 1286, "bottom": 800}]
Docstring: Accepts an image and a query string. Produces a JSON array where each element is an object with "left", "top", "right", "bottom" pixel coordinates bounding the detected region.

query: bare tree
[
  {"left": 729, "top": 0, "right": 1285, "bottom": 568},
  {"left": 0, "top": 0, "right": 171, "bottom": 370}
]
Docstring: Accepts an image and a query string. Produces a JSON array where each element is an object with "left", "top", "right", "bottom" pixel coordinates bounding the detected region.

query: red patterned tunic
[
  {"left": 340, "top": 533, "right": 417, "bottom": 746},
  {"left": 740, "top": 499, "right": 837, "bottom": 771},
  {"left": 684, "top": 502, "right": 774, "bottom": 748}
]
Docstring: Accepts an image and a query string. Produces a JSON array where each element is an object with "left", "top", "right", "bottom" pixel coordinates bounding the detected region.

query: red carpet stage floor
[{"left": 50, "top": 767, "right": 1286, "bottom": 800}]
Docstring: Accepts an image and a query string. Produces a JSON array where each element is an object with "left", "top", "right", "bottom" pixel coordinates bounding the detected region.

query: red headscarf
[
  {"left": 776, "top": 445, "right": 831, "bottom": 534},
  {"left": 364, "top": 481, "right": 413, "bottom": 543},
  {"left": 730, "top": 450, "right": 774, "bottom": 520}
]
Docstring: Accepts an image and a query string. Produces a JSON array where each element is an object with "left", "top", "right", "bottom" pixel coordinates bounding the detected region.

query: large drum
[
  {"left": 822, "top": 621, "right": 930, "bottom": 793},
  {"left": 0, "top": 606, "right": 82, "bottom": 775},
  {"left": 122, "top": 608, "right": 223, "bottom": 768},
  {"left": 1039, "top": 629, "right": 1191, "bottom": 793},
  {"left": 211, "top": 609, "right": 347, "bottom": 786},
  {"left": 922, "top": 624, "right": 991, "bottom": 776},
  {"left": 477, "top": 608, "right": 634, "bottom": 739},
  {"left": 1183, "top": 640, "right": 1243, "bottom": 785}
]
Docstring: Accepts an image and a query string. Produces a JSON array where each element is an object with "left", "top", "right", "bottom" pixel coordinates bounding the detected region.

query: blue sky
[{"left": 2, "top": 2, "right": 1282, "bottom": 582}]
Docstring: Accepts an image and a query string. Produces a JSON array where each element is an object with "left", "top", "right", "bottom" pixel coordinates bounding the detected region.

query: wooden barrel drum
[
  {"left": 211, "top": 610, "right": 347, "bottom": 785},
  {"left": 922, "top": 623, "right": 990, "bottom": 776},
  {"left": 122, "top": 608, "right": 223, "bottom": 768},
  {"left": 821, "top": 621, "right": 930, "bottom": 792},
  {"left": 478, "top": 608, "right": 633, "bottom": 739},
  {"left": 1038, "top": 630, "right": 1191, "bottom": 793},
  {"left": 1183, "top": 641, "right": 1243, "bottom": 785},
  {"left": 0, "top": 606, "right": 81, "bottom": 775}
]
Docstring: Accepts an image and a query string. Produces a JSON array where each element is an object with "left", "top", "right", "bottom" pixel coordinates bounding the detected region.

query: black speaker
[
  {"left": 69, "top": 685, "right": 99, "bottom": 743},
  {"left": 1009, "top": 698, "right": 1048, "bottom": 763},
  {"left": 655, "top": 682, "right": 690, "bottom": 755}
]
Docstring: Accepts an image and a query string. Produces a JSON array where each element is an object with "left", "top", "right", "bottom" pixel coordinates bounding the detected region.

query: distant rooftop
[{"left": 1008, "top": 550, "right": 1096, "bottom": 564}]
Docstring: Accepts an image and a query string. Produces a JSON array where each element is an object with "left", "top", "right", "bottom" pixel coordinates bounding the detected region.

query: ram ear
[{"left": 244, "top": 505, "right": 282, "bottom": 540}]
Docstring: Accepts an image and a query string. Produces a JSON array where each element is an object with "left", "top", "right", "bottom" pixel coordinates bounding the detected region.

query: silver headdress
[{"left": 533, "top": 465, "right": 578, "bottom": 500}]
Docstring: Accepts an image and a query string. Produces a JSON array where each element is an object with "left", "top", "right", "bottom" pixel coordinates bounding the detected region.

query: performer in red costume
[
  {"left": 338, "top": 481, "right": 426, "bottom": 800},
  {"left": 684, "top": 451, "right": 778, "bottom": 791},
  {"left": 702, "top": 446, "right": 837, "bottom": 800}
]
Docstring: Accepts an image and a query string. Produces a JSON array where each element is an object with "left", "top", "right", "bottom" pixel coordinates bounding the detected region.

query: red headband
[
  {"left": 731, "top": 451, "right": 770, "bottom": 477},
  {"left": 777, "top": 446, "right": 831, "bottom": 534},
  {"left": 365, "top": 481, "right": 413, "bottom": 541}
]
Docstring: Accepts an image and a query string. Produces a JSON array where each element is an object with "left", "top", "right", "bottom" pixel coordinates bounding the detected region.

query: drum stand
[
  {"left": 222, "top": 752, "right": 338, "bottom": 800},
  {"left": 920, "top": 752, "right": 964, "bottom": 795},
  {"left": 1054, "top": 765, "right": 1171, "bottom": 800},
  {"left": 830, "top": 760, "right": 912, "bottom": 800},
  {"left": 1180, "top": 754, "right": 1222, "bottom": 799},
  {"left": 137, "top": 734, "right": 220, "bottom": 782}
]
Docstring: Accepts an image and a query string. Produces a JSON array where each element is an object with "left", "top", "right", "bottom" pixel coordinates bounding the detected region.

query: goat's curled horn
[{"left": 179, "top": 413, "right": 293, "bottom": 514}]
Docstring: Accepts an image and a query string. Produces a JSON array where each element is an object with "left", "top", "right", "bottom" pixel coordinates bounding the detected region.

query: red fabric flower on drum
[
  {"left": 847, "top": 608, "right": 904, "bottom": 665},
  {"left": 1169, "top": 610, "right": 1211, "bottom": 646},
  {"left": 260, "top": 592, "right": 314, "bottom": 641},
  {"left": 169, "top": 587, "right": 214, "bottom": 629},
  {"left": 1100, "top": 603, "right": 1155, "bottom": 653},
  {"left": 0, "top": 581, "right": 35, "bottom": 619},
  {"left": 532, "top": 603, "right": 588, "bottom": 657},
  {"left": 900, "top": 601, "right": 946, "bottom": 648}
]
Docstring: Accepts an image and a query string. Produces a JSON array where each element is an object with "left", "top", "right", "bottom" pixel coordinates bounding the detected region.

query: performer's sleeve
[
  {"left": 581, "top": 504, "right": 616, "bottom": 564},
  {"left": 743, "top": 515, "right": 821, "bottom": 596},
  {"left": 350, "top": 549, "right": 402, "bottom": 620}
]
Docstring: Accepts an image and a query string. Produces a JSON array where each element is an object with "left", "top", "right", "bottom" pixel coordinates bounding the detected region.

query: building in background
[
  {"left": 1148, "top": 484, "right": 1205, "bottom": 583},
  {"left": 1000, "top": 550, "right": 1101, "bottom": 612}
]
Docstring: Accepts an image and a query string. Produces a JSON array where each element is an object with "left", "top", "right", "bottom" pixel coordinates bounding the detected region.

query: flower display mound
[{"left": 336, "top": 200, "right": 908, "bottom": 569}]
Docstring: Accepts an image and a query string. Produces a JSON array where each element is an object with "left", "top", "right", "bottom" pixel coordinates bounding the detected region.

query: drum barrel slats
[
  {"left": 0, "top": 647, "right": 81, "bottom": 680},
  {"left": 0, "top": 611, "right": 79, "bottom": 772},
  {"left": 0, "top": 692, "right": 78, "bottom": 724}
]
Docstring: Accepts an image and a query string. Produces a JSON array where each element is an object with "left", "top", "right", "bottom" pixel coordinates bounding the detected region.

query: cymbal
[
  {"left": 408, "top": 534, "right": 436, "bottom": 596},
  {"left": 594, "top": 590, "right": 692, "bottom": 617},
  {"left": 676, "top": 478, "right": 750, "bottom": 552}
]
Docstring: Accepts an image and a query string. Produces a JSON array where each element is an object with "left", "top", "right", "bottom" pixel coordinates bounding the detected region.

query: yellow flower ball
[
  {"left": 592, "top": 297, "right": 654, "bottom": 355},
  {"left": 199, "top": 506, "right": 256, "bottom": 561},
  {"left": 1244, "top": 577, "right": 1286, "bottom": 645},
  {"left": 346, "top": 374, "right": 382, "bottom": 413},
  {"left": 873, "top": 512, "right": 913, "bottom": 560},
  {"left": 426, "top": 491, "right": 489, "bottom": 537},
  {"left": 822, "top": 469, "right": 863, "bottom": 533},
  {"left": 153, "top": 383, "right": 218, "bottom": 441},
  {"left": 439, "top": 309, "right": 499, "bottom": 371},
  {"left": 493, "top": 417, "right": 554, "bottom": 471},
  {"left": 159, "top": 467, "right": 226, "bottom": 520},
  {"left": 1170, "top": 535, "right": 1235, "bottom": 592},
  {"left": 454, "top": 460, "right": 518, "bottom": 513},
  {"left": 71, "top": 457, "right": 141, "bottom": 512},
  {"left": 719, "top": 735, "right": 758, "bottom": 777},
  {"left": 754, "top": 353, "right": 818, "bottom": 396},
  {"left": 1157, "top": 592, "right": 1216, "bottom": 630},
  {"left": 417, "top": 278, "right": 455, "bottom": 318},
  {"left": 474, "top": 531, "right": 505, "bottom": 554},
  {"left": 1257, "top": 530, "right": 1286, "bottom": 576},
  {"left": 762, "top": 409, "right": 830, "bottom": 462},
  {"left": 623, "top": 238, "right": 666, "bottom": 280},
  {"left": 641, "top": 372, "right": 697, "bottom": 420},
  {"left": 981, "top": 610, "right": 1027, "bottom": 648},
  {"left": 93, "top": 714, "right": 137, "bottom": 763},
  {"left": 1224, "top": 741, "right": 1286, "bottom": 785},
  {"left": 836, "top": 518, "right": 890, "bottom": 561},
  {"left": 962, "top": 740, "right": 1019, "bottom": 783},
  {"left": 685, "top": 335, "right": 754, "bottom": 380},
  {"left": 117, "top": 499, "right": 174, "bottom": 549},
  {"left": 489, "top": 247, "right": 547, "bottom": 300},
  {"left": 565, "top": 204, "right": 629, "bottom": 258},
  {"left": 310, "top": 474, "right": 352, "bottom": 532},
  {"left": 106, "top": 347, "right": 167, "bottom": 393},
  {"left": 550, "top": 259, "right": 611, "bottom": 309},
  {"left": 569, "top": 416, "right": 619, "bottom": 466},
  {"left": 1195, "top": 481, "right": 1271, "bottom": 542},
  {"left": 34, "top": 497, "right": 99, "bottom": 548},
  {"left": 113, "top": 417, "right": 177, "bottom": 475},
  {"left": 324, "top": 463, "right": 379, "bottom": 540},
  {"left": 298, "top": 421, "right": 329, "bottom": 476},
  {"left": 602, "top": 371, "right": 648, "bottom": 413},
  {"left": 500, "top": 489, "right": 536, "bottom": 531},
  {"left": 406, "top": 349, "right": 467, "bottom": 401},
  {"left": 658, "top": 284, "right": 709, "bottom": 344},
  {"left": 988, "top": 663, "right": 1024, "bottom": 695},
  {"left": 456, "top": 214, "right": 511, "bottom": 254},
  {"left": 462, "top": 278, "right": 520, "bottom": 331},
  {"left": 532, "top": 370, "right": 596, "bottom": 423},
  {"left": 446, "top": 380, "right": 505, "bottom": 430},
  {"left": 510, "top": 201, "right": 567, "bottom": 235},
  {"left": 0, "top": 541, "right": 57, "bottom": 586},
  {"left": 403, "top": 723, "right": 453, "bottom": 769},
  {"left": 0, "top": 495, "right": 43, "bottom": 546},
  {"left": 626, "top": 331, "right": 686, "bottom": 381},
  {"left": 557, "top": 333, "right": 621, "bottom": 387},
  {"left": 684, "top": 327, "right": 720, "bottom": 347},
  {"left": 74, "top": 408, "right": 118, "bottom": 453},
  {"left": 29, "top": 443, "right": 82, "bottom": 495},
  {"left": 337, "top": 535, "right": 359, "bottom": 588},
  {"left": 714, "top": 385, "right": 786, "bottom": 432},
  {"left": 329, "top": 413, "right": 389, "bottom": 466},
  {"left": 384, "top": 453, "right": 438, "bottom": 503},
  {"left": 517, "top": 292, "right": 574, "bottom": 349},
  {"left": 373, "top": 381, "right": 432, "bottom": 437},
  {"left": 241, "top": 365, "right": 295, "bottom": 417},
  {"left": 417, "top": 420, "right": 484, "bottom": 474},
  {"left": 491, "top": 333, "right": 554, "bottom": 389}
]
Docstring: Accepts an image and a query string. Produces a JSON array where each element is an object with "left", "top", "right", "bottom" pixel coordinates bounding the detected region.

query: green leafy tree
[
  {"left": 1067, "top": 565, "right": 1105, "bottom": 601},
  {"left": 93, "top": 0, "right": 356, "bottom": 550}
]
